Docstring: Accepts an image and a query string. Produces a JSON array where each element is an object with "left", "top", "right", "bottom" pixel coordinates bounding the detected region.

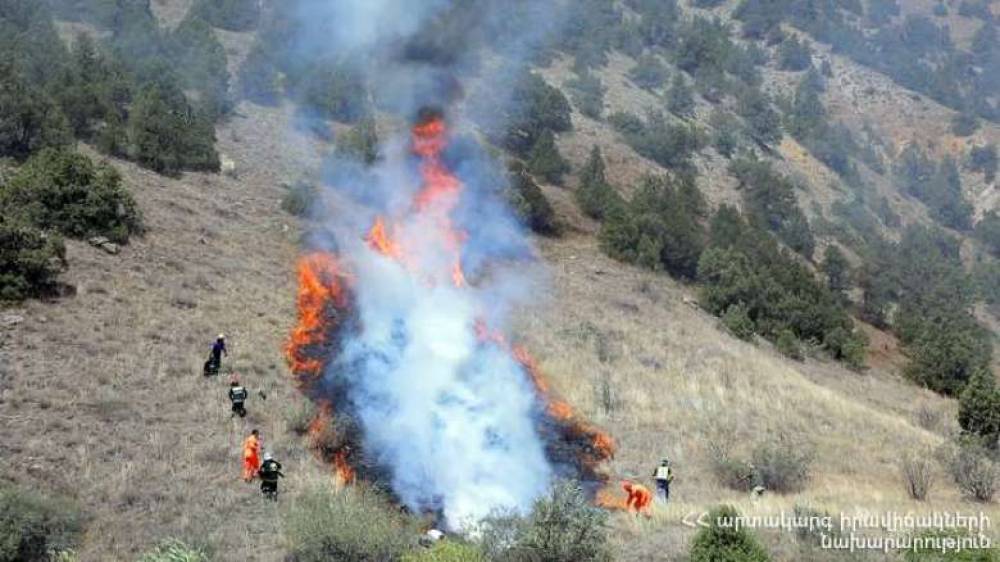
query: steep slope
[
  {"left": 1, "top": 102, "right": 330, "bottom": 560},
  {"left": 4, "top": 1, "right": 1000, "bottom": 560}
]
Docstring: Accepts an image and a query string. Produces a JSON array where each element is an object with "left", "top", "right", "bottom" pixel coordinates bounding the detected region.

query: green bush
[
  {"left": 507, "top": 162, "right": 557, "bottom": 235},
  {"left": 722, "top": 303, "right": 755, "bottom": 341},
  {"left": 284, "top": 485, "right": 416, "bottom": 562},
  {"left": 775, "top": 329, "right": 803, "bottom": 360},
  {"left": 575, "top": 146, "right": 621, "bottom": 220},
  {"left": 0, "top": 221, "right": 66, "bottom": 301},
  {"left": 689, "top": 505, "right": 770, "bottom": 562},
  {"left": 566, "top": 70, "right": 605, "bottom": 119},
  {"left": 281, "top": 181, "right": 317, "bottom": 217},
  {"left": 778, "top": 36, "right": 812, "bottom": 71},
  {"left": 975, "top": 211, "right": 1000, "bottom": 258},
  {"left": 1, "top": 149, "right": 143, "bottom": 243},
  {"left": 336, "top": 117, "right": 379, "bottom": 165},
  {"left": 667, "top": 74, "right": 695, "bottom": 117},
  {"left": 968, "top": 145, "right": 997, "bottom": 184},
  {"left": 611, "top": 112, "right": 706, "bottom": 171},
  {"left": 481, "top": 480, "right": 610, "bottom": 562},
  {"left": 0, "top": 484, "right": 85, "bottom": 562},
  {"left": 709, "top": 109, "right": 742, "bottom": 158},
  {"left": 526, "top": 130, "right": 570, "bottom": 185},
  {"left": 951, "top": 113, "right": 980, "bottom": 137},
  {"left": 628, "top": 54, "right": 669, "bottom": 90},
  {"left": 736, "top": 88, "right": 782, "bottom": 146},
  {"left": 137, "top": 539, "right": 213, "bottom": 562},
  {"left": 402, "top": 541, "right": 485, "bottom": 562}
]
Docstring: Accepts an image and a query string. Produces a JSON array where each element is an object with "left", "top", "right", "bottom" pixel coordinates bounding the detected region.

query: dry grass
[
  {"left": 512, "top": 233, "right": 1000, "bottom": 560},
  {"left": 0, "top": 102, "right": 331, "bottom": 561},
  {"left": 4, "top": 1, "right": 1000, "bottom": 560}
]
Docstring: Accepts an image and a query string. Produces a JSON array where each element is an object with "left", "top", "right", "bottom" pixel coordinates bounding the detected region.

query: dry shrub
[
  {"left": 137, "top": 539, "right": 212, "bottom": 562},
  {"left": 913, "top": 403, "right": 942, "bottom": 433},
  {"left": 941, "top": 440, "right": 999, "bottom": 502},
  {"left": 708, "top": 440, "right": 757, "bottom": 492},
  {"left": 750, "top": 436, "right": 814, "bottom": 494},
  {"left": 899, "top": 452, "right": 934, "bottom": 501}
]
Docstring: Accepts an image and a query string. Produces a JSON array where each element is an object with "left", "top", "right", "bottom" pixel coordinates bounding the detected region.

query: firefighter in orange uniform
[
  {"left": 622, "top": 480, "right": 653, "bottom": 516},
  {"left": 242, "top": 429, "right": 262, "bottom": 482}
]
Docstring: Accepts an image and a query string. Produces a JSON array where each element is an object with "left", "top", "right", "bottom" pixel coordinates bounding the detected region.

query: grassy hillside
[{"left": 2, "top": 0, "right": 1000, "bottom": 560}]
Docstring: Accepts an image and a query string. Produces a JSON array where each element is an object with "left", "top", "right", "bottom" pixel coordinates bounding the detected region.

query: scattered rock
[
  {"left": 88, "top": 236, "right": 109, "bottom": 247},
  {"left": 172, "top": 298, "right": 197, "bottom": 310},
  {"left": 100, "top": 242, "right": 120, "bottom": 255},
  {"left": 682, "top": 296, "right": 700, "bottom": 309},
  {"left": 221, "top": 154, "right": 237, "bottom": 178}
]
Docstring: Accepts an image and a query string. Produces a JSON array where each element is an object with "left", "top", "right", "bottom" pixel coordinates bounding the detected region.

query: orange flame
[
  {"left": 285, "top": 252, "right": 347, "bottom": 380},
  {"left": 334, "top": 450, "right": 355, "bottom": 486},
  {"left": 286, "top": 115, "right": 616, "bottom": 501},
  {"left": 366, "top": 217, "right": 402, "bottom": 259},
  {"left": 513, "top": 345, "right": 616, "bottom": 461},
  {"left": 364, "top": 115, "right": 467, "bottom": 288},
  {"left": 305, "top": 403, "right": 356, "bottom": 487}
]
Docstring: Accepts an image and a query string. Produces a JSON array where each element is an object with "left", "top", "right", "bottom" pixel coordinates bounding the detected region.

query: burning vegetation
[{"left": 284, "top": 110, "right": 616, "bottom": 528}]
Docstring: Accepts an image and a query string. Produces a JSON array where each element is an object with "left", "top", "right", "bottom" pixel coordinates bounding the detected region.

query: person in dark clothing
[
  {"left": 205, "top": 334, "right": 227, "bottom": 376},
  {"left": 259, "top": 452, "right": 284, "bottom": 499},
  {"left": 229, "top": 378, "right": 248, "bottom": 418}
]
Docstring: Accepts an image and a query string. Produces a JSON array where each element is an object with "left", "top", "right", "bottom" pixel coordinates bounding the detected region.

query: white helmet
[
  {"left": 218, "top": 333, "right": 226, "bottom": 340},
  {"left": 263, "top": 451, "right": 273, "bottom": 461}
]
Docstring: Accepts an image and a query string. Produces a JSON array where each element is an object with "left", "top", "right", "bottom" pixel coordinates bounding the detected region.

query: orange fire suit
[
  {"left": 623, "top": 481, "right": 652, "bottom": 515},
  {"left": 242, "top": 434, "right": 261, "bottom": 481}
]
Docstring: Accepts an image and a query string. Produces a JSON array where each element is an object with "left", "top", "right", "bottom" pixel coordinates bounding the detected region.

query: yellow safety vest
[{"left": 655, "top": 466, "right": 673, "bottom": 481}]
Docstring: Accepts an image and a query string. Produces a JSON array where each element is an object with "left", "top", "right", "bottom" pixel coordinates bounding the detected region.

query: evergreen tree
[
  {"left": 600, "top": 174, "right": 705, "bottom": 279},
  {"left": 969, "top": 144, "right": 997, "bottom": 184},
  {"left": 667, "top": 74, "right": 695, "bottom": 117},
  {"left": 527, "top": 130, "right": 570, "bottom": 185},
  {"left": 778, "top": 35, "right": 812, "bottom": 71},
  {"left": 959, "top": 369, "right": 1000, "bottom": 449},
  {"left": 190, "top": 0, "right": 260, "bottom": 32},
  {"left": 0, "top": 63, "right": 73, "bottom": 160},
  {"left": 0, "top": 149, "right": 142, "bottom": 243},
  {"left": 976, "top": 211, "right": 1000, "bottom": 258},
  {"left": 628, "top": 54, "right": 669, "bottom": 90},
  {"left": 171, "top": 14, "right": 231, "bottom": 118},
  {"left": 576, "top": 145, "right": 620, "bottom": 219},
  {"left": 566, "top": 69, "right": 605, "bottom": 119},
  {"left": 508, "top": 161, "right": 557, "bottom": 235},
  {"left": 821, "top": 245, "right": 851, "bottom": 299}
]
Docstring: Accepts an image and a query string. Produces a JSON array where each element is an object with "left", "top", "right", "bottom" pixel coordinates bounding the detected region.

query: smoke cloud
[{"left": 285, "top": 0, "right": 569, "bottom": 530}]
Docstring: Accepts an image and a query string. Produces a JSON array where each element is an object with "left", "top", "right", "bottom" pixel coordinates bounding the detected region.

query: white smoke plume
[{"left": 284, "top": 0, "right": 570, "bottom": 530}]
